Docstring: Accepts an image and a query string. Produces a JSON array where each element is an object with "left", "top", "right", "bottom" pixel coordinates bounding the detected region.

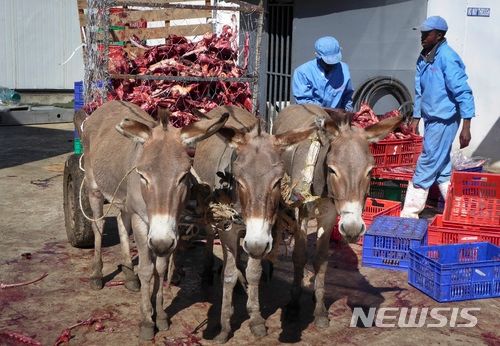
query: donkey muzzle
[
  {"left": 243, "top": 218, "right": 273, "bottom": 258},
  {"left": 148, "top": 215, "right": 178, "bottom": 256},
  {"left": 148, "top": 236, "right": 177, "bottom": 256}
]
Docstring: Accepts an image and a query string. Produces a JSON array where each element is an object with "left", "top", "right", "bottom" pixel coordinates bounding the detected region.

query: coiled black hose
[{"left": 352, "top": 76, "right": 413, "bottom": 117}]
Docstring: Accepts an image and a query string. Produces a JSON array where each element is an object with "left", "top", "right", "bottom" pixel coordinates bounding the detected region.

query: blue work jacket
[
  {"left": 292, "top": 59, "right": 354, "bottom": 111},
  {"left": 414, "top": 40, "right": 475, "bottom": 121}
]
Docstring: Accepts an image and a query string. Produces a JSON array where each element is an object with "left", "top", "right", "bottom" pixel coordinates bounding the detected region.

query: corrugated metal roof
[{"left": 0, "top": 0, "right": 84, "bottom": 90}]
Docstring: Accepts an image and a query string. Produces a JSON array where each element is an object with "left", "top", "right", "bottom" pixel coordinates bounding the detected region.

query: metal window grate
[{"left": 265, "top": 0, "right": 293, "bottom": 127}]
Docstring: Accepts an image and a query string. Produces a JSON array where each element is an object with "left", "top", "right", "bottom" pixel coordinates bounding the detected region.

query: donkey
[
  {"left": 274, "top": 104, "right": 404, "bottom": 328},
  {"left": 192, "top": 105, "right": 317, "bottom": 343},
  {"left": 75, "top": 100, "right": 228, "bottom": 340}
]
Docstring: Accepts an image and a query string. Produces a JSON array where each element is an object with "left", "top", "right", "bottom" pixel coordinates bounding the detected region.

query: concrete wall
[
  {"left": 291, "top": 0, "right": 427, "bottom": 112},
  {"left": 0, "top": 0, "right": 84, "bottom": 90},
  {"left": 427, "top": 0, "right": 500, "bottom": 159}
]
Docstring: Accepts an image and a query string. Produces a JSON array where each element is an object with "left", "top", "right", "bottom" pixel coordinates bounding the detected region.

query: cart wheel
[{"left": 63, "top": 154, "right": 94, "bottom": 248}]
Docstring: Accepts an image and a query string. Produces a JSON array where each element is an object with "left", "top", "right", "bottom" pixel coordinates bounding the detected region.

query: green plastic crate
[{"left": 369, "top": 178, "right": 408, "bottom": 202}]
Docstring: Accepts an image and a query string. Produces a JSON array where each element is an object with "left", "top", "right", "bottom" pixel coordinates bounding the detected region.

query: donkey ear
[
  {"left": 322, "top": 119, "right": 340, "bottom": 137},
  {"left": 274, "top": 125, "right": 316, "bottom": 149},
  {"left": 158, "top": 107, "right": 170, "bottom": 130},
  {"left": 192, "top": 108, "right": 209, "bottom": 119},
  {"left": 180, "top": 112, "right": 230, "bottom": 146},
  {"left": 364, "top": 115, "right": 404, "bottom": 143},
  {"left": 217, "top": 127, "right": 247, "bottom": 148},
  {"left": 115, "top": 118, "right": 152, "bottom": 144}
]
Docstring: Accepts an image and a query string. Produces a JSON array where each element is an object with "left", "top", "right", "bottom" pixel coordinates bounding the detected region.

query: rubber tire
[{"left": 63, "top": 154, "right": 94, "bottom": 248}]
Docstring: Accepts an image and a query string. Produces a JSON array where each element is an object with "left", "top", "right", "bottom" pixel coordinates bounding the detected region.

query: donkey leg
[
  {"left": 132, "top": 214, "right": 156, "bottom": 341},
  {"left": 88, "top": 184, "right": 105, "bottom": 290},
  {"left": 312, "top": 199, "right": 336, "bottom": 328},
  {"left": 214, "top": 233, "right": 238, "bottom": 344},
  {"left": 116, "top": 211, "right": 140, "bottom": 292},
  {"left": 246, "top": 257, "right": 266, "bottom": 337},
  {"left": 154, "top": 255, "right": 169, "bottom": 331},
  {"left": 202, "top": 227, "right": 216, "bottom": 284},
  {"left": 285, "top": 216, "right": 308, "bottom": 321}
]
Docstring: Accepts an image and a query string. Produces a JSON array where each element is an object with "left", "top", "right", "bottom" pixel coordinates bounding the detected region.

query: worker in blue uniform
[
  {"left": 401, "top": 16, "right": 475, "bottom": 218},
  {"left": 292, "top": 36, "right": 354, "bottom": 111}
]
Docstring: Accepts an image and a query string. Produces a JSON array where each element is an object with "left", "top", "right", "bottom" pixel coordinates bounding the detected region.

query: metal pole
[{"left": 252, "top": 0, "right": 264, "bottom": 115}]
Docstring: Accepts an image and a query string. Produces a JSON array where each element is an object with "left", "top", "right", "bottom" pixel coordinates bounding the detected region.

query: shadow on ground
[
  {"left": 0, "top": 125, "right": 73, "bottom": 169},
  {"left": 163, "top": 233, "right": 402, "bottom": 343}
]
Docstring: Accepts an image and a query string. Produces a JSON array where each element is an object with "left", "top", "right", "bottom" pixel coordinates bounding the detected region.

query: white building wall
[
  {"left": 0, "top": 0, "right": 84, "bottom": 90},
  {"left": 427, "top": 0, "right": 500, "bottom": 157}
]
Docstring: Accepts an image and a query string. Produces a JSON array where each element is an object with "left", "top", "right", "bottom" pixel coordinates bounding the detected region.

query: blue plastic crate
[
  {"left": 74, "top": 81, "right": 84, "bottom": 110},
  {"left": 362, "top": 216, "right": 428, "bottom": 271},
  {"left": 409, "top": 242, "right": 500, "bottom": 302}
]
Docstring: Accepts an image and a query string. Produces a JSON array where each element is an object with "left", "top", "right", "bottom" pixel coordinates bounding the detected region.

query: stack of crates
[
  {"left": 367, "top": 135, "right": 423, "bottom": 202},
  {"left": 427, "top": 171, "right": 500, "bottom": 246},
  {"left": 73, "top": 81, "right": 84, "bottom": 154}
]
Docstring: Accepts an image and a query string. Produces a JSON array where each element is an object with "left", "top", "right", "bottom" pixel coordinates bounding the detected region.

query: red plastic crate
[
  {"left": 372, "top": 169, "right": 414, "bottom": 181},
  {"left": 443, "top": 171, "right": 500, "bottom": 229},
  {"left": 369, "top": 136, "right": 423, "bottom": 170},
  {"left": 331, "top": 198, "right": 401, "bottom": 244},
  {"left": 428, "top": 214, "right": 500, "bottom": 246}
]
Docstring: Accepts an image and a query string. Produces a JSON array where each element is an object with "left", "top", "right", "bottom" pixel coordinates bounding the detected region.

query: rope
[
  {"left": 79, "top": 153, "right": 85, "bottom": 172},
  {"left": 79, "top": 166, "right": 137, "bottom": 222}
]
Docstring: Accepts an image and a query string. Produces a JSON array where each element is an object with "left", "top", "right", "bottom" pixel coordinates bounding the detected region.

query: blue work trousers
[{"left": 412, "top": 117, "right": 460, "bottom": 189}]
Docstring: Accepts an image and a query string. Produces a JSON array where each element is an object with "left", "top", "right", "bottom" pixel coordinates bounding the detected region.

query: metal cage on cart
[{"left": 77, "top": 0, "right": 264, "bottom": 122}]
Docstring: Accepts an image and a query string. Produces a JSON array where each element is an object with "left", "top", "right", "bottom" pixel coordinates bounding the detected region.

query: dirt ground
[{"left": 0, "top": 123, "right": 499, "bottom": 346}]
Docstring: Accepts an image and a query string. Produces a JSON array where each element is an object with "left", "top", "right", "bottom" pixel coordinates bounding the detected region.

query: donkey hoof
[
  {"left": 89, "top": 277, "right": 104, "bottom": 290},
  {"left": 250, "top": 323, "right": 267, "bottom": 337},
  {"left": 139, "top": 322, "right": 155, "bottom": 340},
  {"left": 156, "top": 318, "right": 170, "bottom": 331},
  {"left": 214, "top": 331, "right": 229, "bottom": 344},
  {"left": 314, "top": 315, "right": 330, "bottom": 329},
  {"left": 125, "top": 278, "right": 140, "bottom": 292}
]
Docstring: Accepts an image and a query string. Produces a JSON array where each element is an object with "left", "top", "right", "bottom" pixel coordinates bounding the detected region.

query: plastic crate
[
  {"left": 409, "top": 242, "right": 500, "bottom": 302},
  {"left": 428, "top": 214, "right": 499, "bottom": 246},
  {"left": 369, "top": 136, "right": 423, "bottom": 170},
  {"left": 443, "top": 171, "right": 500, "bottom": 228},
  {"left": 74, "top": 81, "right": 84, "bottom": 110},
  {"left": 362, "top": 216, "right": 428, "bottom": 271},
  {"left": 372, "top": 169, "right": 414, "bottom": 181},
  {"left": 369, "top": 178, "right": 408, "bottom": 202},
  {"left": 331, "top": 198, "right": 401, "bottom": 244}
]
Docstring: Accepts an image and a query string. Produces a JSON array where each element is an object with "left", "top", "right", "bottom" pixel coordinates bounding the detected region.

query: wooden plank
[
  {"left": 114, "top": 23, "right": 212, "bottom": 41},
  {"left": 79, "top": 8, "right": 211, "bottom": 27},
  {"left": 79, "top": 13, "right": 86, "bottom": 26},
  {"left": 111, "top": 8, "right": 210, "bottom": 22},
  {"left": 77, "top": 0, "right": 87, "bottom": 10},
  {"left": 117, "top": 0, "right": 205, "bottom": 4}
]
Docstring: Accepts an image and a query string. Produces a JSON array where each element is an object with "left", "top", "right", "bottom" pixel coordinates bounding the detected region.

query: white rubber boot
[
  {"left": 438, "top": 181, "right": 450, "bottom": 200},
  {"left": 400, "top": 181, "right": 429, "bottom": 218}
]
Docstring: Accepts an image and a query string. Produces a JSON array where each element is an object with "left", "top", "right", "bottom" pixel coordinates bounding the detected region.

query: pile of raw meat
[
  {"left": 85, "top": 25, "right": 252, "bottom": 127},
  {"left": 352, "top": 103, "right": 416, "bottom": 140}
]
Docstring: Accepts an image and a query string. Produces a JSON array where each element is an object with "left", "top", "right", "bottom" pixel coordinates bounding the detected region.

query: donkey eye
[
  {"left": 177, "top": 172, "right": 189, "bottom": 185},
  {"left": 328, "top": 167, "right": 337, "bottom": 176},
  {"left": 137, "top": 171, "right": 149, "bottom": 186},
  {"left": 272, "top": 178, "right": 281, "bottom": 189},
  {"left": 236, "top": 179, "right": 246, "bottom": 190}
]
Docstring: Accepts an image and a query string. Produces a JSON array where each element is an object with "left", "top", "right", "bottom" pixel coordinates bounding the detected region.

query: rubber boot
[
  {"left": 400, "top": 181, "right": 429, "bottom": 218},
  {"left": 438, "top": 181, "right": 450, "bottom": 200}
]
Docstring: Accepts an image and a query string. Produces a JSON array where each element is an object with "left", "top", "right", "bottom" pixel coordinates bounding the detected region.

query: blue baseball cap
[
  {"left": 418, "top": 16, "right": 448, "bottom": 32},
  {"left": 314, "top": 36, "right": 342, "bottom": 65}
]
